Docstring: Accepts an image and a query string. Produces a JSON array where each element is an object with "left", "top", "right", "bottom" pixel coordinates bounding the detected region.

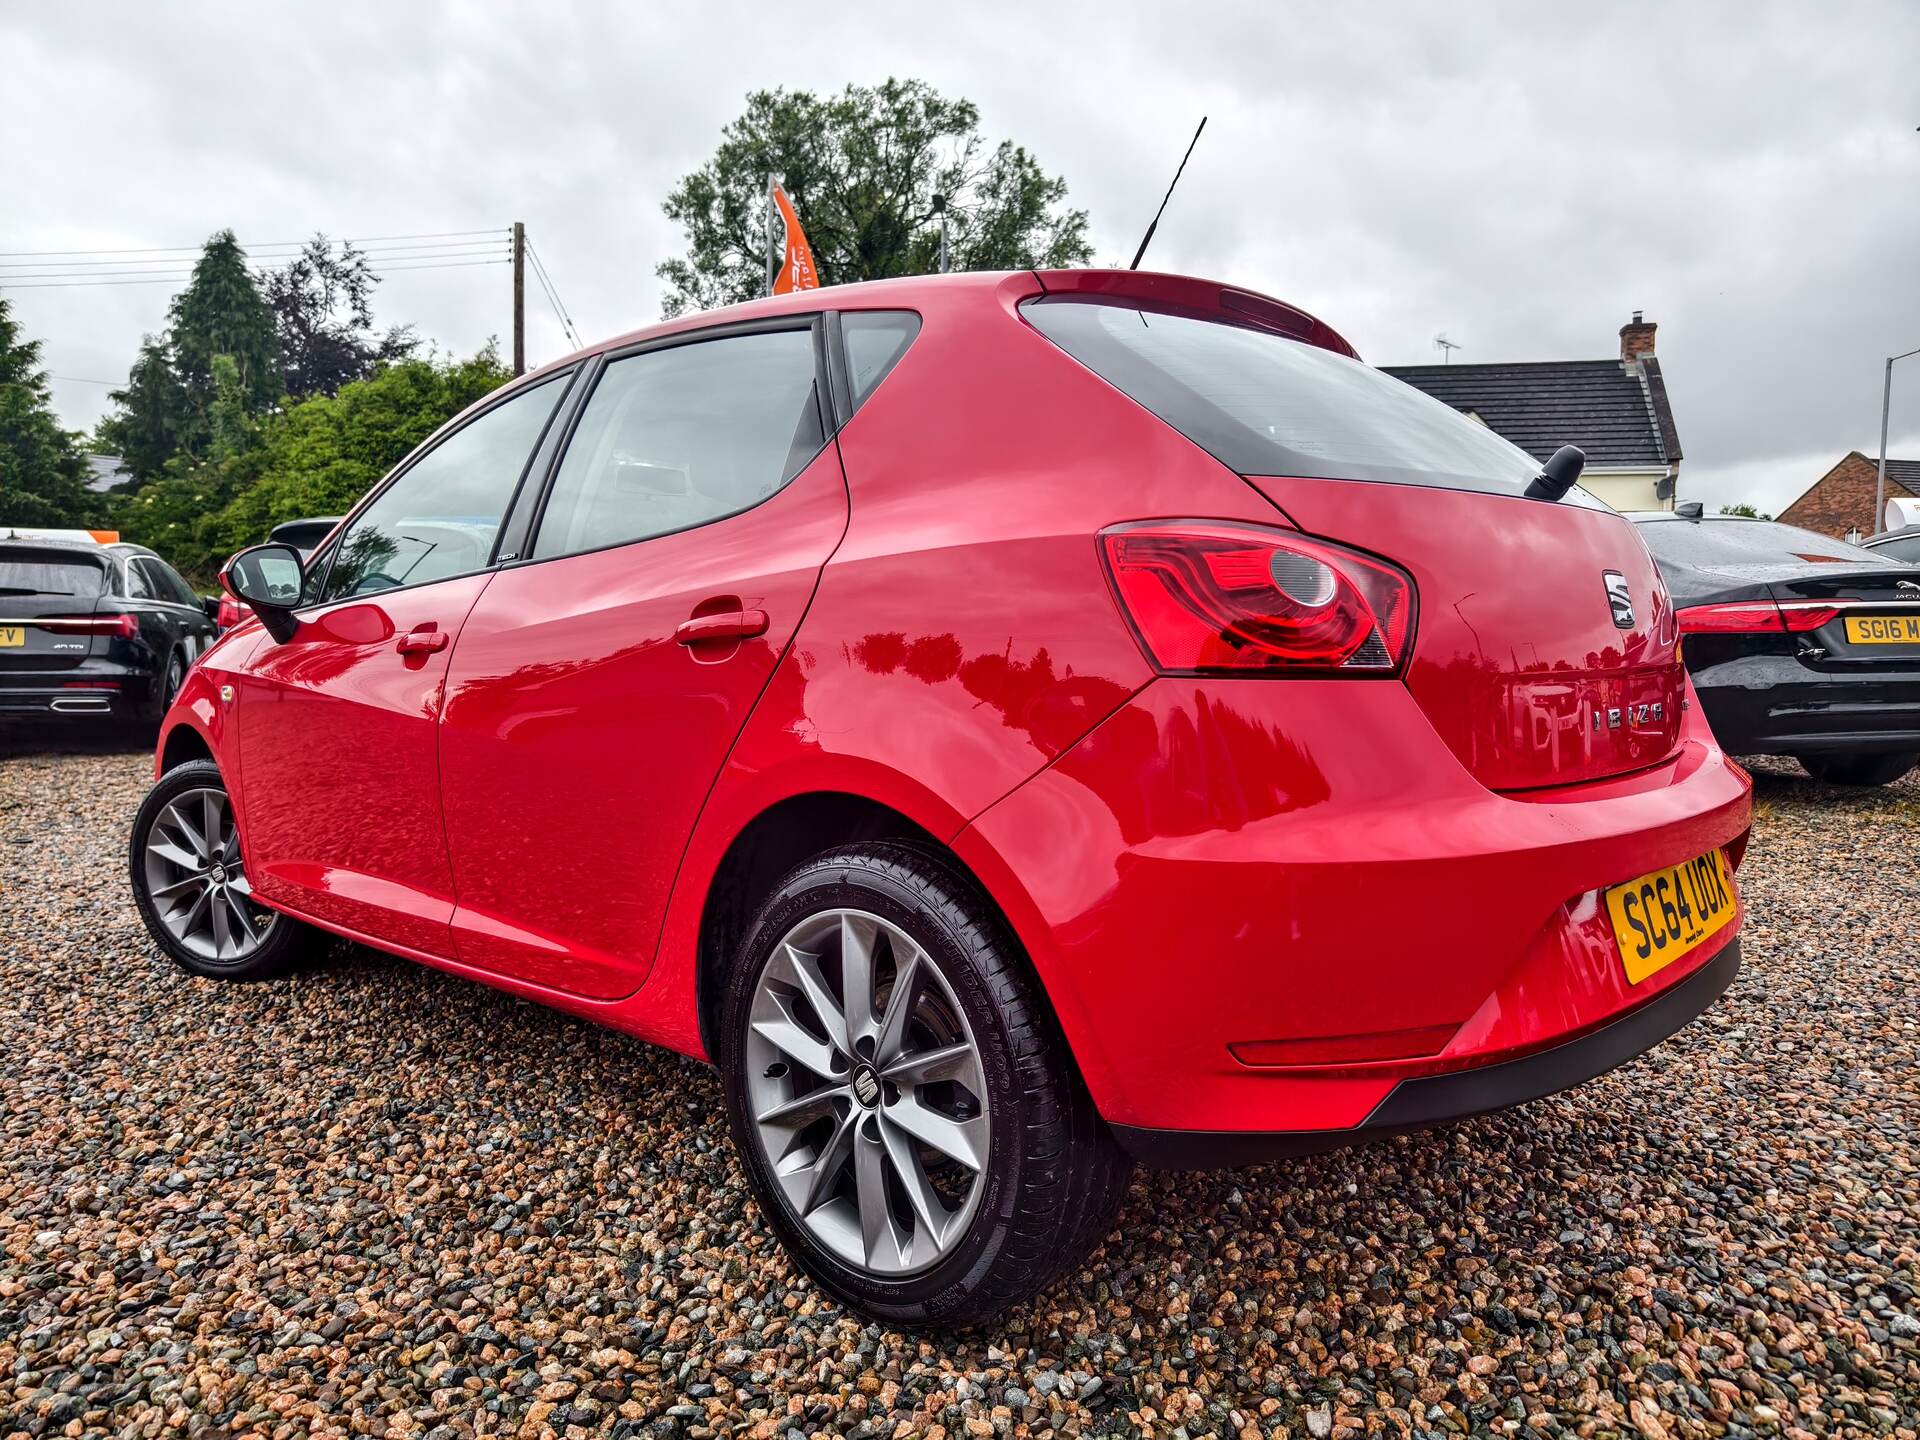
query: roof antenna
[
  {"left": 1433, "top": 333, "right": 1461, "bottom": 363},
  {"left": 1129, "top": 116, "right": 1208, "bottom": 270}
]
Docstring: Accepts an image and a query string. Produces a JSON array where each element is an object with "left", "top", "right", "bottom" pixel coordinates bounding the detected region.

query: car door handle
[
  {"left": 674, "top": 609, "right": 770, "bottom": 645},
  {"left": 395, "top": 625, "right": 451, "bottom": 655}
]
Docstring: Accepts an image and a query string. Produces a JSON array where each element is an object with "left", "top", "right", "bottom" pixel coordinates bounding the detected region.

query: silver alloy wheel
[
  {"left": 745, "top": 908, "right": 991, "bottom": 1277},
  {"left": 141, "top": 785, "right": 275, "bottom": 963}
]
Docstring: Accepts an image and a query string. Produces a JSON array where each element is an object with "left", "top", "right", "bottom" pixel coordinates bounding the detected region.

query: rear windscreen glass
[
  {"left": 1023, "top": 297, "right": 1597, "bottom": 502},
  {"left": 1636, "top": 520, "right": 1897, "bottom": 569},
  {"left": 0, "top": 553, "right": 107, "bottom": 597}
]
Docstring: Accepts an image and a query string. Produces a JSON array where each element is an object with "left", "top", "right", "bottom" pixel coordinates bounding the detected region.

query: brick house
[
  {"left": 1385, "top": 312, "right": 1682, "bottom": 512},
  {"left": 1776, "top": 452, "right": 1920, "bottom": 540}
]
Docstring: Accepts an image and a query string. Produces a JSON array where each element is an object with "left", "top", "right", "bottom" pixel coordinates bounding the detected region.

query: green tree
[
  {"left": 1719, "top": 503, "right": 1771, "bottom": 519},
  {"left": 262, "top": 234, "right": 417, "bottom": 400},
  {"left": 658, "top": 79, "right": 1092, "bottom": 315},
  {"left": 117, "top": 344, "right": 510, "bottom": 578},
  {"left": 169, "top": 229, "right": 280, "bottom": 436},
  {"left": 0, "top": 297, "right": 99, "bottom": 528},
  {"left": 97, "top": 334, "right": 188, "bottom": 482}
]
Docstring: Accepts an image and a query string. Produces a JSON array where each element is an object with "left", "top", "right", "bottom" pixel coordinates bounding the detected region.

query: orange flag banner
[{"left": 770, "top": 184, "right": 820, "bottom": 294}]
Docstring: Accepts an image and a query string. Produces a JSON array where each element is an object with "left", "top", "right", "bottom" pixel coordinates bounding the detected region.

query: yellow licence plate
[
  {"left": 1605, "top": 849, "right": 1737, "bottom": 985},
  {"left": 1844, "top": 615, "right": 1920, "bottom": 645},
  {"left": 0, "top": 626, "right": 22, "bottom": 647}
]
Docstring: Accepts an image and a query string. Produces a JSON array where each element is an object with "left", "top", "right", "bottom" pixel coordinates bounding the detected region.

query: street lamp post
[{"left": 1877, "top": 344, "right": 1920, "bottom": 535}]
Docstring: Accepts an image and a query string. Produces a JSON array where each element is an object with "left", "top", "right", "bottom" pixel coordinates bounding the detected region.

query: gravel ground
[{"left": 2, "top": 736, "right": 1916, "bottom": 1440}]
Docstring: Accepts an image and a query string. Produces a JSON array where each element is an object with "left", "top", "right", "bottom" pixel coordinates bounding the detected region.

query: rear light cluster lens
[
  {"left": 39, "top": 613, "right": 139, "bottom": 638},
  {"left": 1101, "top": 521, "right": 1415, "bottom": 676},
  {"left": 215, "top": 596, "right": 246, "bottom": 630},
  {"left": 1677, "top": 601, "right": 1839, "bottom": 635}
]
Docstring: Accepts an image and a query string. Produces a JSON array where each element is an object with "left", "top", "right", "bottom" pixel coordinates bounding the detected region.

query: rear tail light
[
  {"left": 215, "top": 596, "right": 246, "bottom": 630},
  {"left": 1100, "top": 521, "right": 1415, "bottom": 676},
  {"left": 39, "top": 612, "right": 139, "bottom": 638},
  {"left": 1677, "top": 601, "right": 1840, "bottom": 635}
]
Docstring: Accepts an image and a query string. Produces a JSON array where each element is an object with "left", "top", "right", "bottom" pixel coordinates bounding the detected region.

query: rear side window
[
  {"left": 532, "top": 328, "right": 824, "bottom": 560},
  {"left": 320, "top": 374, "right": 565, "bottom": 603},
  {"left": 1023, "top": 298, "right": 1584, "bottom": 500},
  {"left": 0, "top": 553, "right": 106, "bottom": 599},
  {"left": 842, "top": 311, "right": 920, "bottom": 411},
  {"left": 1637, "top": 519, "right": 1895, "bottom": 570}
]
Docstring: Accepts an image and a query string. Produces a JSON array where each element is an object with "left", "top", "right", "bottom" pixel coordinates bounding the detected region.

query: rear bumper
[
  {"left": 956, "top": 676, "right": 1752, "bottom": 1139},
  {"left": 1694, "top": 657, "right": 1920, "bottom": 757},
  {"left": 1114, "top": 936, "right": 1739, "bottom": 1167},
  {"left": 0, "top": 661, "right": 150, "bottom": 717}
]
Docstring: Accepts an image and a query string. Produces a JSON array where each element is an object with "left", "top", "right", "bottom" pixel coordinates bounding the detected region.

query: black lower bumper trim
[{"left": 1113, "top": 937, "right": 1741, "bottom": 1170}]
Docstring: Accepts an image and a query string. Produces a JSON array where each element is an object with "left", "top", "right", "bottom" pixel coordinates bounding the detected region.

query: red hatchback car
[{"left": 131, "top": 270, "right": 1752, "bottom": 1324}]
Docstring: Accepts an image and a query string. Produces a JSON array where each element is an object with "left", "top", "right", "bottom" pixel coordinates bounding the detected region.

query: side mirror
[
  {"left": 201, "top": 595, "right": 221, "bottom": 621},
  {"left": 220, "top": 543, "right": 304, "bottom": 642}
]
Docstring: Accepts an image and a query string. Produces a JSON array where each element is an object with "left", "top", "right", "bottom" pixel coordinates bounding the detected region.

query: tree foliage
[
  {"left": 98, "top": 335, "right": 188, "bottom": 483},
  {"left": 658, "top": 79, "right": 1092, "bottom": 315},
  {"left": 117, "top": 346, "right": 510, "bottom": 579},
  {"left": 169, "top": 230, "right": 279, "bottom": 439},
  {"left": 0, "top": 298, "right": 100, "bottom": 528},
  {"left": 1718, "top": 503, "right": 1771, "bottom": 519},
  {"left": 263, "top": 235, "right": 417, "bottom": 401}
]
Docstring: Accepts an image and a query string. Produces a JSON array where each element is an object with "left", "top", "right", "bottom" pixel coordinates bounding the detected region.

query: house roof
[
  {"left": 1381, "top": 358, "right": 1681, "bottom": 468},
  {"left": 1884, "top": 457, "right": 1920, "bottom": 491}
]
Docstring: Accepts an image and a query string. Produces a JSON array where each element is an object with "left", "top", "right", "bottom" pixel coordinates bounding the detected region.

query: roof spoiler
[{"left": 1029, "top": 269, "right": 1360, "bottom": 361}]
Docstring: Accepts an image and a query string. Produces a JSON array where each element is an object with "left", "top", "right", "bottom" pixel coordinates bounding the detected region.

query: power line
[
  {"left": 0, "top": 257, "right": 510, "bottom": 290},
  {"left": 524, "top": 240, "right": 582, "bottom": 349},
  {"left": 0, "top": 227, "right": 504, "bottom": 259}
]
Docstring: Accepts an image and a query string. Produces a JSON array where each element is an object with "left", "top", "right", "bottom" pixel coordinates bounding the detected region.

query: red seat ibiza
[{"left": 131, "top": 270, "right": 1752, "bottom": 1324}]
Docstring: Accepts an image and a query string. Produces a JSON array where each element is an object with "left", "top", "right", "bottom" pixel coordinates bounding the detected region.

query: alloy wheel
[
  {"left": 141, "top": 785, "right": 276, "bottom": 963},
  {"left": 744, "top": 908, "right": 991, "bottom": 1277}
]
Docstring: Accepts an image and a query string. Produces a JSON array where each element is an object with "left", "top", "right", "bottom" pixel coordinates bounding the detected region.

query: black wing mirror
[{"left": 220, "top": 543, "right": 304, "bottom": 642}]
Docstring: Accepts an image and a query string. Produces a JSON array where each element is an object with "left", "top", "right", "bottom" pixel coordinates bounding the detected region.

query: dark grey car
[{"left": 0, "top": 538, "right": 216, "bottom": 723}]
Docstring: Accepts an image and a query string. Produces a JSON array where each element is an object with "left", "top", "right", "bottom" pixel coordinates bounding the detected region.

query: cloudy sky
[{"left": 7, "top": 1, "right": 1918, "bottom": 514}]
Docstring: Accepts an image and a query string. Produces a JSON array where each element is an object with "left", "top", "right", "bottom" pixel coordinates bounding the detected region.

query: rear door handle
[
  {"left": 395, "top": 625, "right": 451, "bottom": 655},
  {"left": 674, "top": 608, "right": 770, "bottom": 645}
]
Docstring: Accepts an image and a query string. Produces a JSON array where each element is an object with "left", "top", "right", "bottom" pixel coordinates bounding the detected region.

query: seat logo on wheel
[{"left": 1603, "top": 571, "right": 1635, "bottom": 629}]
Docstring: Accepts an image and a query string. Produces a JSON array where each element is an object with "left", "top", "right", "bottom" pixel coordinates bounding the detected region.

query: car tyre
[
  {"left": 129, "top": 758, "right": 320, "bottom": 979},
  {"left": 717, "top": 841, "right": 1132, "bottom": 1327},
  {"left": 1797, "top": 751, "right": 1918, "bottom": 787}
]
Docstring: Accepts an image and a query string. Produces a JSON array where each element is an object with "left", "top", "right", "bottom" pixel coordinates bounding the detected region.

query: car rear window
[
  {"left": 0, "top": 551, "right": 107, "bottom": 598},
  {"left": 1636, "top": 519, "right": 1898, "bottom": 569},
  {"left": 1022, "top": 297, "right": 1591, "bottom": 501}
]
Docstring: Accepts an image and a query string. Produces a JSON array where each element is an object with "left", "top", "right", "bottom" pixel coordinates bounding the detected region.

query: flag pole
[{"left": 766, "top": 173, "right": 777, "bottom": 297}]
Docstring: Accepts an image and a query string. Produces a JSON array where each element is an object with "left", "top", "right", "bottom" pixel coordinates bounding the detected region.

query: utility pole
[
  {"left": 511, "top": 221, "right": 526, "bottom": 377},
  {"left": 1877, "top": 344, "right": 1920, "bottom": 535}
]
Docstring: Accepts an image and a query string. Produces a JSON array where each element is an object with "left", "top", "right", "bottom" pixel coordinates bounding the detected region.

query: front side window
[
  {"left": 1023, "top": 298, "right": 1595, "bottom": 502},
  {"left": 320, "top": 375, "right": 564, "bottom": 603},
  {"left": 532, "top": 329, "right": 824, "bottom": 561}
]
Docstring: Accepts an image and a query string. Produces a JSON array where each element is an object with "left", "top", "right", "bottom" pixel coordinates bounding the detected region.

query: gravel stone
[{"left": 1, "top": 739, "right": 1917, "bottom": 1438}]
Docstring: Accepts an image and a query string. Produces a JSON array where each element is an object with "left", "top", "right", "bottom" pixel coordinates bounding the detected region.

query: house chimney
[{"left": 1620, "top": 310, "right": 1657, "bottom": 364}]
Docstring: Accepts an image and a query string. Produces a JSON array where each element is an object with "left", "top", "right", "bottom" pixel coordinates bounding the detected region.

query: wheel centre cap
[
  {"left": 851, "top": 1064, "right": 881, "bottom": 1108},
  {"left": 208, "top": 862, "right": 228, "bottom": 884}
]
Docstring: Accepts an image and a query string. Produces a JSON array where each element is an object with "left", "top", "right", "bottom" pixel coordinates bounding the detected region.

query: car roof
[
  {"left": 525, "top": 268, "right": 1361, "bottom": 382},
  {"left": 0, "top": 534, "right": 113, "bottom": 556},
  {"left": 1864, "top": 524, "right": 1920, "bottom": 544},
  {"left": 104, "top": 542, "right": 160, "bottom": 560}
]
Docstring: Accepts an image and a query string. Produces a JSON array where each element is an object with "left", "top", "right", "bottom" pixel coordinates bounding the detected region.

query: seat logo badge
[
  {"left": 1603, "top": 571, "right": 1634, "bottom": 629},
  {"left": 852, "top": 1066, "right": 881, "bottom": 1107}
]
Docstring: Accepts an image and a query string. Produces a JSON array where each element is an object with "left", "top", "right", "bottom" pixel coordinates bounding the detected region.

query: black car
[
  {"left": 1631, "top": 512, "right": 1920, "bottom": 786},
  {"left": 1862, "top": 525, "right": 1920, "bottom": 564},
  {"left": 0, "top": 537, "right": 217, "bottom": 724}
]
